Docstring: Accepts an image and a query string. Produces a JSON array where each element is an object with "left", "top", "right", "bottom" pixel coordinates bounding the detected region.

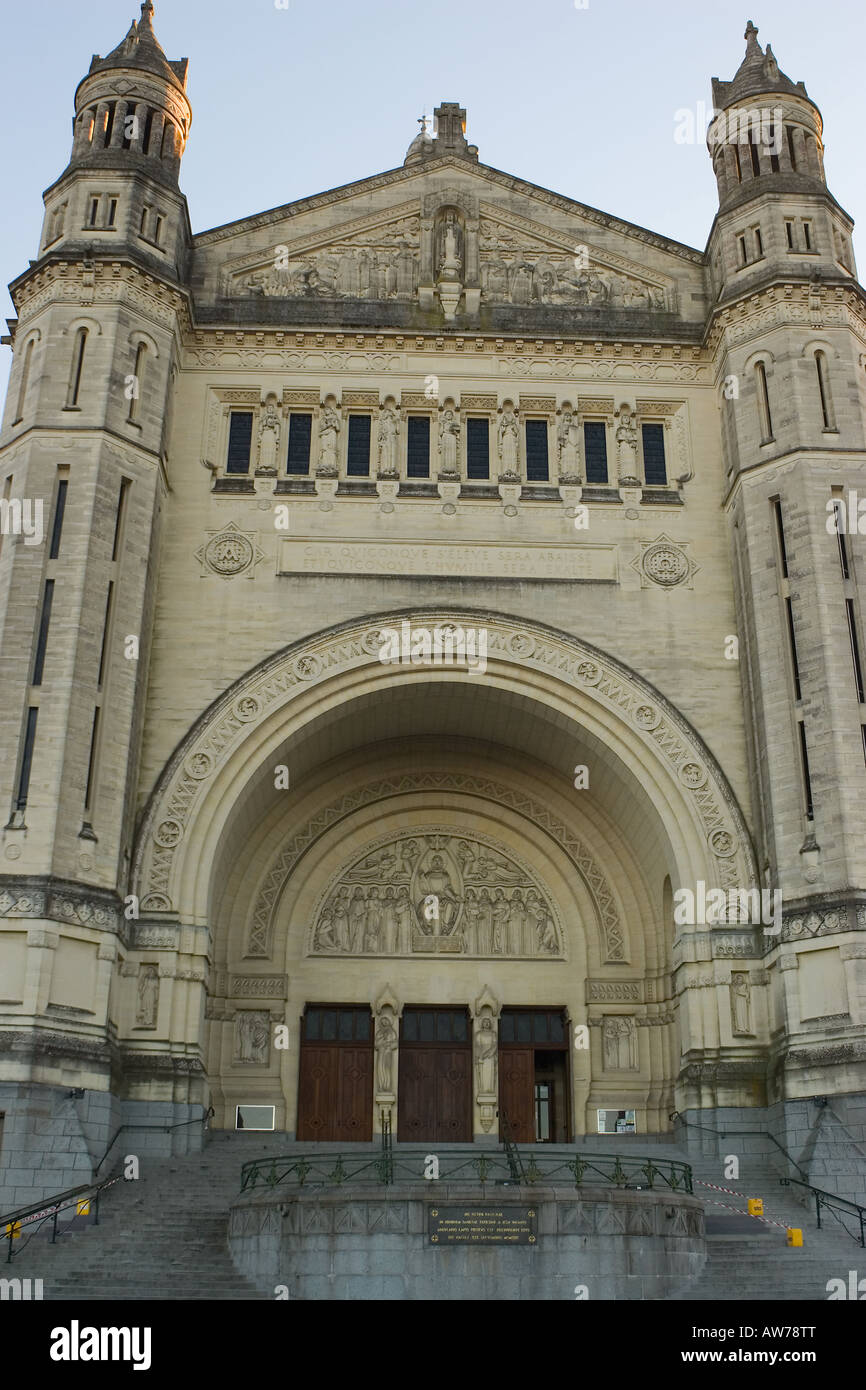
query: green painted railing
[{"left": 239, "top": 1149, "right": 693, "bottom": 1194}]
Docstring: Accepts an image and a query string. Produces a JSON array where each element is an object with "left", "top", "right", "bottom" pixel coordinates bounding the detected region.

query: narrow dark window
[
  {"left": 755, "top": 361, "right": 773, "bottom": 440},
  {"left": 466, "top": 418, "right": 489, "bottom": 480},
  {"left": 49, "top": 479, "right": 68, "bottom": 559},
  {"left": 772, "top": 498, "right": 789, "bottom": 578},
  {"left": 83, "top": 707, "right": 100, "bottom": 812},
  {"left": 103, "top": 102, "right": 116, "bottom": 147},
  {"left": 139, "top": 207, "right": 149, "bottom": 236},
  {"left": 142, "top": 109, "right": 155, "bottom": 155},
  {"left": 738, "top": 235, "right": 748, "bottom": 266},
  {"left": 111, "top": 478, "right": 130, "bottom": 561},
  {"left": 97, "top": 582, "right": 114, "bottom": 690},
  {"left": 525, "top": 420, "right": 549, "bottom": 482},
  {"left": 749, "top": 131, "right": 761, "bottom": 177},
  {"left": 785, "top": 221, "right": 794, "bottom": 249},
  {"left": 798, "top": 721, "right": 814, "bottom": 820},
  {"left": 107, "top": 198, "right": 118, "bottom": 228},
  {"left": 834, "top": 493, "right": 850, "bottom": 579},
  {"left": 67, "top": 328, "right": 88, "bottom": 407},
  {"left": 346, "top": 415, "right": 371, "bottom": 476},
  {"left": 153, "top": 214, "right": 164, "bottom": 246},
  {"left": 733, "top": 145, "right": 742, "bottom": 181},
  {"left": 128, "top": 343, "right": 146, "bottom": 423},
  {"left": 769, "top": 128, "right": 779, "bottom": 173},
  {"left": 641, "top": 423, "right": 667, "bottom": 486},
  {"left": 815, "top": 351, "right": 834, "bottom": 429},
  {"left": 226, "top": 412, "right": 253, "bottom": 474},
  {"left": 406, "top": 415, "right": 430, "bottom": 478},
  {"left": 12, "top": 338, "right": 35, "bottom": 425},
  {"left": 86, "top": 107, "right": 97, "bottom": 144},
  {"left": 846, "top": 599, "right": 865, "bottom": 704},
  {"left": 803, "top": 222, "right": 812, "bottom": 251},
  {"left": 16, "top": 708, "right": 39, "bottom": 810},
  {"left": 583, "top": 422, "right": 608, "bottom": 484},
  {"left": 88, "top": 197, "right": 100, "bottom": 228},
  {"left": 32, "top": 580, "right": 54, "bottom": 686},
  {"left": 286, "top": 413, "right": 312, "bottom": 474},
  {"left": 786, "top": 125, "right": 797, "bottom": 170},
  {"left": 754, "top": 227, "right": 764, "bottom": 257},
  {"left": 785, "top": 597, "right": 802, "bottom": 701}
]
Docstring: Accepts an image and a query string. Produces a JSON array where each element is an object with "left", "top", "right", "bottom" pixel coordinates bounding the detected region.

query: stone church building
[{"left": 1, "top": 5, "right": 865, "bottom": 1210}]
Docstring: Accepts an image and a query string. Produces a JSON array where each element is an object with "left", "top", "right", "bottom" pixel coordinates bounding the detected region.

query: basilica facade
[{"left": 1, "top": 6, "right": 865, "bottom": 1207}]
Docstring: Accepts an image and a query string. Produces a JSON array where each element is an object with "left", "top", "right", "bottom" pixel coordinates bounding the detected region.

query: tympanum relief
[{"left": 309, "top": 832, "right": 563, "bottom": 958}]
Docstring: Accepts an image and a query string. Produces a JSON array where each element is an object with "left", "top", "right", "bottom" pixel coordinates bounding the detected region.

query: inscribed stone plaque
[
  {"left": 428, "top": 1205, "right": 538, "bottom": 1245},
  {"left": 279, "top": 538, "right": 617, "bottom": 583}
]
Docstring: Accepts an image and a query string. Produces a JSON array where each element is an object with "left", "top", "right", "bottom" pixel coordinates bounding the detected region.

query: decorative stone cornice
[{"left": 0, "top": 875, "right": 123, "bottom": 934}]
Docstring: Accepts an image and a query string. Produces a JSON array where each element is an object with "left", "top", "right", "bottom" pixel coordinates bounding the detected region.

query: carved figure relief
[
  {"left": 557, "top": 407, "right": 581, "bottom": 479},
  {"left": 478, "top": 220, "right": 666, "bottom": 309},
  {"left": 257, "top": 395, "right": 281, "bottom": 474},
  {"left": 730, "top": 972, "right": 752, "bottom": 1035},
  {"left": 475, "top": 1012, "right": 498, "bottom": 1097},
  {"left": 438, "top": 407, "right": 461, "bottom": 474},
  {"left": 615, "top": 405, "right": 639, "bottom": 479},
  {"left": 602, "top": 1016, "right": 638, "bottom": 1070},
  {"left": 135, "top": 964, "right": 159, "bottom": 1027},
  {"left": 242, "top": 216, "right": 421, "bottom": 300},
  {"left": 235, "top": 1010, "right": 270, "bottom": 1064},
  {"left": 375, "top": 1008, "right": 398, "bottom": 1093},
  {"left": 310, "top": 831, "right": 563, "bottom": 957},
  {"left": 318, "top": 399, "right": 341, "bottom": 475},
  {"left": 377, "top": 402, "right": 400, "bottom": 475},
  {"left": 498, "top": 404, "right": 520, "bottom": 476}
]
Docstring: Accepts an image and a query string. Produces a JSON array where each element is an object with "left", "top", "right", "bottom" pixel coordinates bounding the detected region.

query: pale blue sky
[{"left": 1, "top": 0, "right": 864, "bottom": 401}]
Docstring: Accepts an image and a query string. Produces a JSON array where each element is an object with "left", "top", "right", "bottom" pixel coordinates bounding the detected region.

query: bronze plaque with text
[{"left": 428, "top": 1205, "right": 537, "bottom": 1245}]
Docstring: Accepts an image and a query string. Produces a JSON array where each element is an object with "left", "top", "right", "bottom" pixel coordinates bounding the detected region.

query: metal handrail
[
  {"left": 94, "top": 1107, "right": 214, "bottom": 1173},
  {"left": 780, "top": 1177, "right": 866, "bottom": 1247},
  {"left": 239, "top": 1148, "right": 693, "bottom": 1194},
  {"left": 3, "top": 1174, "right": 122, "bottom": 1264},
  {"left": 669, "top": 1113, "right": 809, "bottom": 1181}
]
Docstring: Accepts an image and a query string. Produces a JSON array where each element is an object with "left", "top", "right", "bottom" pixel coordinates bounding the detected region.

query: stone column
[
  {"left": 779, "top": 953, "right": 801, "bottom": 1033},
  {"left": 839, "top": 942, "right": 866, "bottom": 1026}
]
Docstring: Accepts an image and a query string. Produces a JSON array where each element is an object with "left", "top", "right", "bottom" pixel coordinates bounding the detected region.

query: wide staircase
[{"left": 4, "top": 1131, "right": 863, "bottom": 1300}]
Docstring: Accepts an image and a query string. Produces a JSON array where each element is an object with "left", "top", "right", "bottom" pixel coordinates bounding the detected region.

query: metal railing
[
  {"left": 780, "top": 1177, "right": 866, "bottom": 1247},
  {"left": 2, "top": 1175, "right": 122, "bottom": 1264},
  {"left": 239, "top": 1148, "right": 693, "bottom": 1194},
  {"left": 94, "top": 1108, "right": 214, "bottom": 1173}
]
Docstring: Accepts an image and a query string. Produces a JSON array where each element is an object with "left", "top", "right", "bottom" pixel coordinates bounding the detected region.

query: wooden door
[
  {"left": 498, "top": 1048, "right": 535, "bottom": 1142},
  {"left": 397, "top": 1008, "right": 472, "bottom": 1142},
  {"left": 297, "top": 1006, "right": 373, "bottom": 1141}
]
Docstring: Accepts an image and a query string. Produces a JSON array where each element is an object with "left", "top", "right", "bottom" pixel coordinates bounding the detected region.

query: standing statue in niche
[
  {"left": 475, "top": 1015, "right": 498, "bottom": 1097},
  {"left": 557, "top": 408, "right": 581, "bottom": 480},
  {"left": 615, "top": 406, "right": 639, "bottom": 479},
  {"left": 257, "top": 397, "right": 281, "bottom": 474},
  {"left": 375, "top": 1009, "right": 398, "bottom": 1093},
  {"left": 438, "top": 408, "right": 461, "bottom": 475},
  {"left": 498, "top": 406, "right": 520, "bottom": 476},
  {"left": 377, "top": 404, "right": 400, "bottom": 476},
  {"left": 438, "top": 215, "right": 462, "bottom": 281},
  {"left": 136, "top": 964, "right": 159, "bottom": 1027},
  {"left": 730, "top": 973, "right": 752, "bottom": 1035},
  {"left": 318, "top": 401, "right": 341, "bottom": 474}
]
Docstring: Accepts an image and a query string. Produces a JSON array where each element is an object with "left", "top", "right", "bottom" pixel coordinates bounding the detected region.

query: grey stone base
[
  {"left": 0, "top": 1083, "right": 207, "bottom": 1212},
  {"left": 675, "top": 1096, "right": 866, "bottom": 1205},
  {"left": 228, "top": 1183, "right": 705, "bottom": 1300}
]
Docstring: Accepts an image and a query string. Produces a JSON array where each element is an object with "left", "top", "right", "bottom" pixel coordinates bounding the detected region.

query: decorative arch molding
[
  {"left": 244, "top": 774, "right": 620, "bottom": 962},
  {"left": 131, "top": 609, "right": 757, "bottom": 920}
]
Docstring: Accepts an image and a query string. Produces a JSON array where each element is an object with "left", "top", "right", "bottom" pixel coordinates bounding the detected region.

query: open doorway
[{"left": 498, "top": 1009, "right": 570, "bottom": 1143}]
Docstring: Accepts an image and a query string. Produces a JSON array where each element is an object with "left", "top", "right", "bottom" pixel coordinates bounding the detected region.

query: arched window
[
  {"left": 66, "top": 328, "right": 88, "bottom": 408},
  {"left": 127, "top": 343, "right": 146, "bottom": 423},
  {"left": 814, "top": 351, "right": 836, "bottom": 430},
  {"left": 12, "top": 337, "right": 35, "bottom": 425},
  {"left": 755, "top": 361, "right": 773, "bottom": 442}
]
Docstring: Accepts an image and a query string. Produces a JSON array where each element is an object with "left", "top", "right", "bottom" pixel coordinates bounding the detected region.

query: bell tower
[
  {"left": 708, "top": 24, "right": 866, "bottom": 1123},
  {"left": 0, "top": 4, "right": 198, "bottom": 1207}
]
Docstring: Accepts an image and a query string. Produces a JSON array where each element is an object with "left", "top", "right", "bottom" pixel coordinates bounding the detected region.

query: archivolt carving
[
  {"left": 132, "top": 611, "right": 757, "bottom": 924},
  {"left": 246, "top": 778, "right": 618, "bottom": 961}
]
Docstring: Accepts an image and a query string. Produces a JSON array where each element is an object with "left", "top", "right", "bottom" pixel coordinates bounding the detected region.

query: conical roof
[
  {"left": 88, "top": 2, "right": 188, "bottom": 92},
  {"left": 712, "top": 20, "right": 808, "bottom": 110}
]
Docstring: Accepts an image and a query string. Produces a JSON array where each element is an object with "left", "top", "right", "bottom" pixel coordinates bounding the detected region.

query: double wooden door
[
  {"left": 498, "top": 1009, "right": 570, "bottom": 1143},
  {"left": 296, "top": 1005, "right": 373, "bottom": 1141},
  {"left": 397, "top": 1008, "right": 472, "bottom": 1142}
]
